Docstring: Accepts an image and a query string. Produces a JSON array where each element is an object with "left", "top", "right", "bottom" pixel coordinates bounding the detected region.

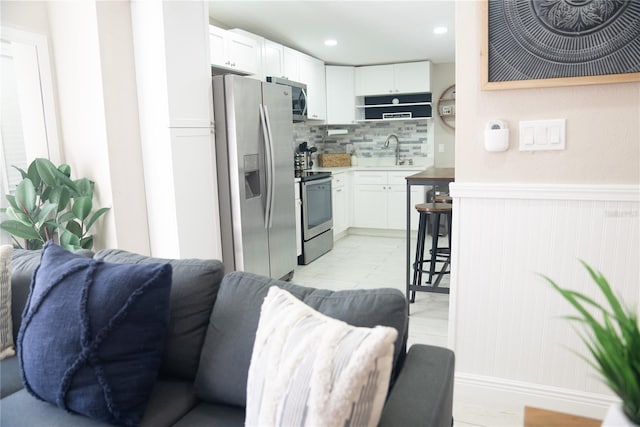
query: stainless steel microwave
[{"left": 266, "top": 76, "right": 307, "bottom": 122}]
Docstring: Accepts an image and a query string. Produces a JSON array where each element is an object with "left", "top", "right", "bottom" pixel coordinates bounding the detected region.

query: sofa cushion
[
  {"left": 0, "top": 245, "right": 14, "bottom": 360},
  {"left": 194, "top": 271, "right": 408, "bottom": 407},
  {"left": 94, "top": 249, "right": 224, "bottom": 381},
  {"left": 0, "top": 380, "right": 197, "bottom": 427},
  {"left": 171, "top": 402, "right": 245, "bottom": 427},
  {"left": 0, "top": 389, "right": 115, "bottom": 427},
  {"left": 245, "top": 287, "right": 397, "bottom": 427},
  {"left": 0, "top": 354, "right": 22, "bottom": 398},
  {"left": 18, "top": 242, "right": 172, "bottom": 426}
]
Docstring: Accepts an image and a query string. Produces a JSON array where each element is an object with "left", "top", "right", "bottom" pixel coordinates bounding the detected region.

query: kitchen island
[{"left": 405, "top": 168, "right": 455, "bottom": 304}]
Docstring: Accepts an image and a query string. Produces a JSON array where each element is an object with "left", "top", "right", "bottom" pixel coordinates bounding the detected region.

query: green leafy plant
[
  {"left": 541, "top": 261, "right": 640, "bottom": 424},
  {"left": 0, "top": 158, "right": 110, "bottom": 250}
]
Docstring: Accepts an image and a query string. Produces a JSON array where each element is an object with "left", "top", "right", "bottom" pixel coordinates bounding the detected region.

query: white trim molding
[
  {"left": 450, "top": 182, "right": 640, "bottom": 202},
  {"left": 455, "top": 373, "right": 618, "bottom": 420},
  {"left": 447, "top": 182, "right": 638, "bottom": 419}
]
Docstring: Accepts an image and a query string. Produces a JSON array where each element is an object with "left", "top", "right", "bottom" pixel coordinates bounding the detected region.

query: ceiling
[{"left": 208, "top": 1, "right": 455, "bottom": 66}]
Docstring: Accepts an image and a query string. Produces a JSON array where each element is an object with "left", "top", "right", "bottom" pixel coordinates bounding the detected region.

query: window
[{"left": 0, "top": 27, "right": 59, "bottom": 244}]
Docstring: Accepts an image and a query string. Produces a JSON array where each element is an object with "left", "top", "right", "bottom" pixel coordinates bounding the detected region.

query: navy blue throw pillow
[{"left": 17, "top": 242, "right": 172, "bottom": 427}]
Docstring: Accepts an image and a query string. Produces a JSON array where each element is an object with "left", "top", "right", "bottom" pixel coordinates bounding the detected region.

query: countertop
[
  {"left": 405, "top": 167, "right": 455, "bottom": 182},
  {"left": 312, "top": 165, "right": 428, "bottom": 174}
]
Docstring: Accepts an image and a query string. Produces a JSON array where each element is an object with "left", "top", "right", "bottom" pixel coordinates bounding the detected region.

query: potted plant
[
  {"left": 541, "top": 261, "right": 639, "bottom": 425},
  {"left": 0, "top": 158, "right": 109, "bottom": 250}
]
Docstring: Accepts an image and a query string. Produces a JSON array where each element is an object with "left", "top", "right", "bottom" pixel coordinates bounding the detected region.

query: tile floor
[{"left": 293, "top": 233, "right": 523, "bottom": 427}]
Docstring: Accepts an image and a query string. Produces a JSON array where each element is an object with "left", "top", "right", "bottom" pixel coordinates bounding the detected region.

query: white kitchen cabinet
[
  {"left": 352, "top": 171, "right": 424, "bottom": 230},
  {"left": 355, "top": 61, "right": 431, "bottom": 96},
  {"left": 298, "top": 54, "right": 326, "bottom": 121},
  {"left": 295, "top": 181, "right": 302, "bottom": 256},
  {"left": 283, "top": 46, "right": 300, "bottom": 81},
  {"left": 332, "top": 172, "right": 349, "bottom": 237},
  {"left": 209, "top": 25, "right": 259, "bottom": 75},
  {"left": 263, "top": 39, "right": 285, "bottom": 79},
  {"left": 131, "top": 1, "right": 222, "bottom": 259},
  {"left": 261, "top": 42, "right": 297, "bottom": 80},
  {"left": 132, "top": 1, "right": 212, "bottom": 128},
  {"left": 170, "top": 128, "right": 221, "bottom": 259},
  {"left": 325, "top": 66, "right": 356, "bottom": 124}
]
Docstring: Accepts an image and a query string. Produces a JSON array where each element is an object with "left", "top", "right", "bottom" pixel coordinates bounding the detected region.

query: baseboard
[{"left": 455, "top": 372, "right": 618, "bottom": 420}]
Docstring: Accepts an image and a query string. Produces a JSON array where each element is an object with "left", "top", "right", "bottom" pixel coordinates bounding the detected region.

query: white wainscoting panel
[{"left": 448, "top": 183, "right": 639, "bottom": 417}]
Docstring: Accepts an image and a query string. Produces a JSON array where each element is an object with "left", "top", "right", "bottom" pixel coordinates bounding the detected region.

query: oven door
[{"left": 301, "top": 177, "right": 333, "bottom": 240}]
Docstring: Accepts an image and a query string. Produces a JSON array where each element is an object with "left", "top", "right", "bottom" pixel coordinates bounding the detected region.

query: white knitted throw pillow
[
  {"left": 0, "top": 244, "right": 14, "bottom": 360},
  {"left": 246, "top": 286, "right": 398, "bottom": 427}
]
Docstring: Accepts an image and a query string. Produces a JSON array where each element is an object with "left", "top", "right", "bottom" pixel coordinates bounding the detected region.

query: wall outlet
[{"left": 438, "top": 144, "right": 445, "bottom": 153}]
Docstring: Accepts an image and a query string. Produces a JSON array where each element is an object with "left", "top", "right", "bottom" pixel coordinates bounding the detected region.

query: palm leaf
[{"left": 542, "top": 262, "right": 640, "bottom": 424}]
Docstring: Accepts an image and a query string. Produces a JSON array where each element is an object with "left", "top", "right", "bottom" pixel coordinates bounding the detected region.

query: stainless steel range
[{"left": 296, "top": 171, "right": 333, "bottom": 264}]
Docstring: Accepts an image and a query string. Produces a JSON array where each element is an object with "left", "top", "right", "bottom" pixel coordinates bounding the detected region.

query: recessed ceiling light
[
  {"left": 433, "top": 27, "right": 448, "bottom": 35},
  {"left": 324, "top": 39, "right": 338, "bottom": 47}
]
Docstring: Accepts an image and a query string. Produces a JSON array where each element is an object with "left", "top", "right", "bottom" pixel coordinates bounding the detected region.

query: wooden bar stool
[
  {"left": 433, "top": 194, "right": 452, "bottom": 203},
  {"left": 410, "top": 202, "right": 452, "bottom": 302}
]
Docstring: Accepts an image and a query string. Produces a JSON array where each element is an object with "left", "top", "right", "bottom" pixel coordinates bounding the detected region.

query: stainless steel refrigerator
[{"left": 213, "top": 74, "right": 296, "bottom": 280}]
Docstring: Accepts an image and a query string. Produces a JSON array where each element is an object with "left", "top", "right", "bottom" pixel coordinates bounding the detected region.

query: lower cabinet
[
  {"left": 352, "top": 171, "right": 424, "bottom": 230},
  {"left": 332, "top": 172, "right": 349, "bottom": 236}
]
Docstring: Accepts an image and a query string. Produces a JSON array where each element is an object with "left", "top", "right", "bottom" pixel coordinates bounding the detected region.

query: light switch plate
[{"left": 519, "top": 119, "right": 566, "bottom": 151}]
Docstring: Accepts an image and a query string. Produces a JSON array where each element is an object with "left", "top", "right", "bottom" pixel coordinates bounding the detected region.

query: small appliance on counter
[{"left": 295, "top": 141, "right": 317, "bottom": 171}]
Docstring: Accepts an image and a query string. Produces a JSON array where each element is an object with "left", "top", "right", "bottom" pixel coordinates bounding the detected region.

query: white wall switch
[
  {"left": 438, "top": 144, "right": 445, "bottom": 153},
  {"left": 519, "top": 119, "right": 566, "bottom": 151}
]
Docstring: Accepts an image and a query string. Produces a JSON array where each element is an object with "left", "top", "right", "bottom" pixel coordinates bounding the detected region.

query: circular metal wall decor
[
  {"left": 437, "top": 84, "right": 455, "bottom": 131},
  {"left": 486, "top": 0, "right": 640, "bottom": 85}
]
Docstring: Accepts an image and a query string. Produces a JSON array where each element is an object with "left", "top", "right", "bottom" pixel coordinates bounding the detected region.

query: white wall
[
  {"left": 2, "top": 1, "right": 150, "bottom": 253},
  {"left": 47, "top": 1, "right": 117, "bottom": 249},
  {"left": 432, "top": 62, "right": 455, "bottom": 168},
  {"left": 94, "top": 1, "right": 150, "bottom": 254},
  {"left": 451, "top": 0, "right": 640, "bottom": 418}
]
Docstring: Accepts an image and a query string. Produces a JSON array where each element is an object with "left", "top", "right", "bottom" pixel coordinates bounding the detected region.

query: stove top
[{"left": 295, "top": 170, "right": 332, "bottom": 181}]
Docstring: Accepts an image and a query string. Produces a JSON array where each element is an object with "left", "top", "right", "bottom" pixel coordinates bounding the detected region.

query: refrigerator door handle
[
  {"left": 263, "top": 104, "right": 276, "bottom": 229},
  {"left": 259, "top": 104, "right": 272, "bottom": 229}
]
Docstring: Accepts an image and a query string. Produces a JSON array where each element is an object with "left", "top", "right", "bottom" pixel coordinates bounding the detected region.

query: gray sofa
[{"left": 0, "top": 248, "right": 455, "bottom": 427}]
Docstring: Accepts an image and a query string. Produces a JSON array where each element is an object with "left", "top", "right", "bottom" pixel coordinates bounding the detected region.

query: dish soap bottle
[{"left": 350, "top": 151, "right": 358, "bottom": 166}]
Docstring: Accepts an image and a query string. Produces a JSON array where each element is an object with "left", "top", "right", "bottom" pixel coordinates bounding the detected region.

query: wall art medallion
[{"left": 481, "top": 0, "right": 640, "bottom": 90}]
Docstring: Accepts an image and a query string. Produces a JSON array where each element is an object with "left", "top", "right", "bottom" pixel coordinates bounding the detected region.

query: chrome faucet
[{"left": 384, "top": 134, "right": 401, "bottom": 165}]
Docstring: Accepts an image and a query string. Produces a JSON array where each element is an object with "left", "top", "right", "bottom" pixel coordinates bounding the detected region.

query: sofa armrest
[{"left": 378, "top": 344, "right": 455, "bottom": 427}]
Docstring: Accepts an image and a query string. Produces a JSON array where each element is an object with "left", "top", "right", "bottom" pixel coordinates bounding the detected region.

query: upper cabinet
[
  {"left": 132, "top": 1, "right": 213, "bottom": 128},
  {"left": 282, "top": 47, "right": 301, "bottom": 81},
  {"left": 355, "top": 61, "right": 431, "bottom": 96},
  {"left": 325, "top": 66, "right": 356, "bottom": 125},
  {"left": 260, "top": 42, "right": 301, "bottom": 82},
  {"left": 298, "top": 54, "right": 326, "bottom": 121},
  {"left": 262, "top": 39, "right": 285, "bottom": 79},
  {"left": 209, "top": 25, "right": 260, "bottom": 75}
]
